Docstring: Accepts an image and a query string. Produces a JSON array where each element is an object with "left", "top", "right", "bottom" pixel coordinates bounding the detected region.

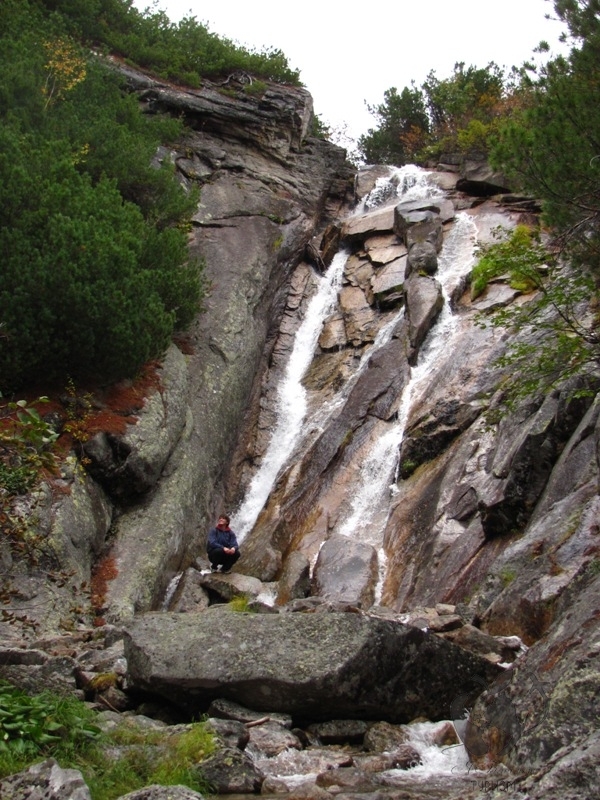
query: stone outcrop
[
  {"left": 83, "top": 344, "right": 190, "bottom": 500},
  {"left": 124, "top": 611, "right": 501, "bottom": 722},
  {"left": 19, "top": 65, "right": 353, "bottom": 629}
]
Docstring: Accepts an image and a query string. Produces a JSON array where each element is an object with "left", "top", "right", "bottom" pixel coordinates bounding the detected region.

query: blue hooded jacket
[{"left": 207, "top": 525, "right": 239, "bottom": 552}]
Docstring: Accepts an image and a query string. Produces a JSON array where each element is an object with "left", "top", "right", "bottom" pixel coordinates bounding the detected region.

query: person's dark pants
[{"left": 207, "top": 548, "right": 240, "bottom": 571}]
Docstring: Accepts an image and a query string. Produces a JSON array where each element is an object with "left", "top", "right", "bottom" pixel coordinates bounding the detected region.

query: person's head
[{"left": 217, "top": 514, "right": 230, "bottom": 527}]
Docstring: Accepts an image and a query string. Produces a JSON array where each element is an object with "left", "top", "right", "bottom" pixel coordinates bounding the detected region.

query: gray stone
[
  {"left": 471, "top": 282, "right": 522, "bottom": 311},
  {"left": 207, "top": 698, "right": 292, "bottom": 728},
  {"left": 318, "top": 313, "right": 347, "bottom": 350},
  {"left": 307, "top": 719, "right": 369, "bottom": 744},
  {"left": 339, "top": 286, "right": 379, "bottom": 345},
  {"left": 206, "top": 717, "right": 250, "bottom": 750},
  {"left": 276, "top": 551, "right": 311, "bottom": 605},
  {"left": 341, "top": 207, "right": 395, "bottom": 243},
  {"left": 371, "top": 256, "right": 408, "bottom": 305},
  {"left": 0, "top": 759, "right": 91, "bottom": 800},
  {"left": 407, "top": 240, "right": 439, "bottom": 275},
  {"left": 458, "top": 159, "right": 511, "bottom": 195},
  {"left": 199, "top": 571, "right": 265, "bottom": 603},
  {"left": 197, "top": 746, "right": 264, "bottom": 794},
  {"left": 404, "top": 273, "right": 444, "bottom": 354},
  {"left": 118, "top": 788, "right": 205, "bottom": 800},
  {"left": 311, "top": 534, "right": 378, "bottom": 608},
  {"left": 167, "top": 568, "right": 210, "bottom": 613},
  {"left": 363, "top": 720, "right": 408, "bottom": 752},
  {"left": 247, "top": 719, "right": 302, "bottom": 756},
  {"left": 405, "top": 217, "right": 444, "bottom": 253},
  {"left": 124, "top": 611, "right": 501, "bottom": 722}
]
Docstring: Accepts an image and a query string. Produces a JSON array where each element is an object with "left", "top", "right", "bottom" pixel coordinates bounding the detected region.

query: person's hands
[{"left": 224, "top": 547, "right": 235, "bottom": 554}]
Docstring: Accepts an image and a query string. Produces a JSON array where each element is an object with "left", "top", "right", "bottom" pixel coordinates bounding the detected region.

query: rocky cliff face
[
  {"left": 2, "top": 68, "right": 599, "bottom": 800},
  {"left": 0, "top": 66, "right": 353, "bottom": 631}
]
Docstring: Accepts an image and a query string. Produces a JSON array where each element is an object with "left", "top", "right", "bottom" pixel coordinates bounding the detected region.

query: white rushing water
[
  {"left": 335, "top": 212, "right": 478, "bottom": 554},
  {"left": 233, "top": 165, "right": 440, "bottom": 541},
  {"left": 233, "top": 249, "right": 348, "bottom": 540},
  {"left": 356, "top": 163, "right": 443, "bottom": 213},
  {"left": 252, "top": 720, "right": 472, "bottom": 789}
]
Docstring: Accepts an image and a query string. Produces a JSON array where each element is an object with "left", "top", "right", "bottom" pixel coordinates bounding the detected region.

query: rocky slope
[{"left": 1, "top": 66, "right": 599, "bottom": 800}]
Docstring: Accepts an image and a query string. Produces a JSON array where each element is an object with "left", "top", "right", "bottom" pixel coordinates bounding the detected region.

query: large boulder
[
  {"left": 311, "top": 534, "right": 378, "bottom": 608},
  {"left": 124, "top": 611, "right": 501, "bottom": 722}
]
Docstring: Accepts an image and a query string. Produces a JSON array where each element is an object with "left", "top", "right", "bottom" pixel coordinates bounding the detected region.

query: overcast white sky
[{"left": 132, "top": 0, "right": 568, "bottom": 147}]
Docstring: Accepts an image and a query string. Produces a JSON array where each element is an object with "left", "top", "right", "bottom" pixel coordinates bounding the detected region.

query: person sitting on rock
[{"left": 207, "top": 515, "right": 240, "bottom": 573}]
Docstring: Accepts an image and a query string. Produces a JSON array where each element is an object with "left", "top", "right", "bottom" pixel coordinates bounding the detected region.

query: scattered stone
[
  {"left": 363, "top": 721, "right": 408, "bottom": 752},
  {"left": 118, "top": 788, "right": 204, "bottom": 800},
  {"left": 306, "top": 719, "right": 369, "bottom": 745},
  {"left": 208, "top": 698, "right": 293, "bottom": 728},
  {"left": 0, "top": 758, "right": 91, "bottom": 800},
  {"left": 206, "top": 717, "right": 250, "bottom": 750},
  {"left": 316, "top": 766, "right": 382, "bottom": 791},
  {"left": 254, "top": 747, "right": 353, "bottom": 779},
  {"left": 247, "top": 719, "right": 303, "bottom": 756},
  {"left": 197, "top": 746, "right": 265, "bottom": 794}
]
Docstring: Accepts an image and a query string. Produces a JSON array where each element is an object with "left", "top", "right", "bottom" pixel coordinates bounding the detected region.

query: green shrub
[
  {"left": 0, "top": 680, "right": 216, "bottom": 800},
  {"left": 0, "top": 681, "right": 101, "bottom": 764},
  {"left": 470, "top": 225, "right": 548, "bottom": 300},
  {"left": 399, "top": 459, "right": 418, "bottom": 479},
  {"left": 0, "top": 397, "right": 59, "bottom": 496},
  {"left": 227, "top": 594, "right": 253, "bottom": 612},
  {"left": 0, "top": 5, "right": 205, "bottom": 391}
]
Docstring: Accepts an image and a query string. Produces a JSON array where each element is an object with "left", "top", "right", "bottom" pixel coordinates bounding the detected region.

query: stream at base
[{"left": 249, "top": 719, "right": 486, "bottom": 796}]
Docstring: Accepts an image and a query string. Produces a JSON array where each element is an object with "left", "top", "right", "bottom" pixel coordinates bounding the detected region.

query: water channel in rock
[{"left": 233, "top": 166, "right": 456, "bottom": 543}]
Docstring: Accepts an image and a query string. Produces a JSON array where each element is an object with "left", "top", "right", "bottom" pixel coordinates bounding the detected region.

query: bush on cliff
[
  {"left": 0, "top": 1, "right": 204, "bottom": 390},
  {"left": 39, "top": 0, "right": 301, "bottom": 85},
  {"left": 485, "top": 0, "right": 600, "bottom": 400}
]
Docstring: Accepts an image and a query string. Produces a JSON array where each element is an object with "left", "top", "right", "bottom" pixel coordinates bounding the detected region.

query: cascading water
[
  {"left": 251, "top": 719, "right": 475, "bottom": 790},
  {"left": 356, "top": 163, "right": 443, "bottom": 213},
  {"left": 233, "top": 165, "right": 440, "bottom": 541},
  {"left": 234, "top": 249, "right": 348, "bottom": 540},
  {"left": 335, "top": 212, "right": 478, "bottom": 549}
]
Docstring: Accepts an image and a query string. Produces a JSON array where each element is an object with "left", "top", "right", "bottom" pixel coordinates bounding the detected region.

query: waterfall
[
  {"left": 234, "top": 249, "right": 348, "bottom": 540},
  {"left": 357, "top": 163, "right": 442, "bottom": 213},
  {"left": 335, "top": 213, "right": 478, "bottom": 555},
  {"left": 234, "top": 164, "right": 439, "bottom": 541}
]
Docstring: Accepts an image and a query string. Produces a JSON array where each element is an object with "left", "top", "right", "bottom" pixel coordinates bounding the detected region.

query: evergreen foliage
[
  {"left": 491, "top": 1, "right": 600, "bottom": 276},
  {"left": 38, "top": 0, "right": 301, "bottom": 85},
  {"left": 358, "top": 85, "right": 430, "bottom": 165},
  {"left": 0, "top": 1, "right": 206, "bottom": 390},
  {"left": 357, "top": 62, "right": 508, "bottom": 166},
  {"left": 483, "top": 0, "right": 600, "bottom": 401}
]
